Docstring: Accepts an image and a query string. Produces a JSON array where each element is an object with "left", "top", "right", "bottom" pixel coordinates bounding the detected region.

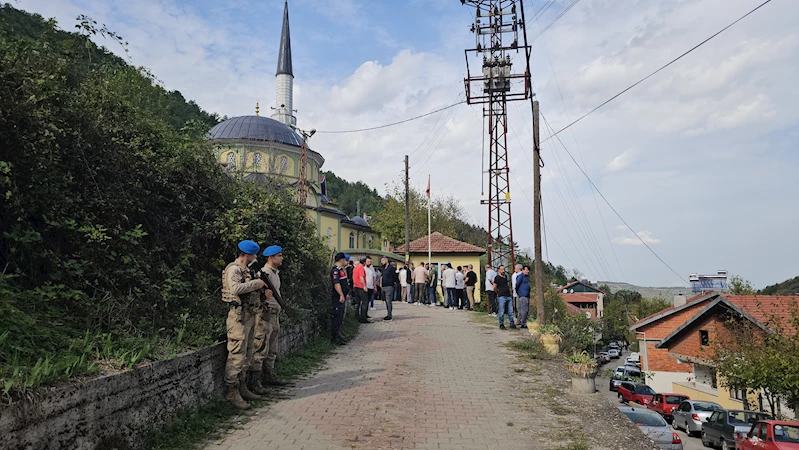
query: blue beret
[
  {"left": 263, "top": 245, "right": 283, "bottom": 257},
  {"left": 344, "top": 254, "right": 351, "bottom": 261},
  {"left": 238, "top": 240, "right": 260, "bottom": 255}
]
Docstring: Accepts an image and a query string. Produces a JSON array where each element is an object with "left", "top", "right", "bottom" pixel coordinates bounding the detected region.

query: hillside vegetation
[
  {"left": 0, "top": 5, "right": 328, "bottom": 397},
  {"left": 760, "top": 275, "right": 799, "bottom": 295}
]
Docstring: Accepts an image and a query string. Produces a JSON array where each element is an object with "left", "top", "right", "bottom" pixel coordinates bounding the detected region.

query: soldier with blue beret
[{"left": 252, "top": 245, "right": 288, "bottom": 387}]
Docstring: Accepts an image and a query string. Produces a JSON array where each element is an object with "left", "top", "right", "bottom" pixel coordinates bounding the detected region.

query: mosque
[{"left": 206, "top": 1, "right": 397, "bottom": 259}]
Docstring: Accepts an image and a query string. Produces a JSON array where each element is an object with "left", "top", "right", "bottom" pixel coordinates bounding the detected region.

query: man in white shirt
[
  {"left": 511, "top": 264, "right": 522, "bottom": 317},
  {"left": 413, "top": 263, "right": 428, "bottom": 305},
  {"left": 443, "top": 263, "right": 457, "bottom": 310},
  {"left": 365, "top": 257, "right": 376, "bottom": 311},
  {"left": 398, "top": 265, "right": 408, "bottom": 307},
  {"left": 485, "top": 264, "right": 497, "bottom": 316}
]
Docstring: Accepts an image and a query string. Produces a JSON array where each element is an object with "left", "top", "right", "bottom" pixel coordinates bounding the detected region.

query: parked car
[
  {"left": 608, "top": 348, "right": 620, "bottom": 359},
  {"left": 625, "top": 357, "right": 641, "bottom": 367},
  {"left": 618, "top": 381, "right": 656, "bottom": 406},
  {"left": 647, "top": 393, "right": 690, "bottom": 423},
  {"left": 672, "top": 400, "right": 723, "bottom": 437},
  {"left": 609, "top": 342, "right": 620, "bottom": 350},
  {"left": 618, "top": 406, "right": 684, "bottom": 450},
  {"left": 610, "top": 373, "right": 624, "bottom": 391},
  {"left": 701, "top": 409, "right": 772, "bottom": 450},
  {"left": 738, "top": 420, "right": 799, "bottom": 450},
  {"left": 599, "top": 352, "right": 610, "bottom": 363}
]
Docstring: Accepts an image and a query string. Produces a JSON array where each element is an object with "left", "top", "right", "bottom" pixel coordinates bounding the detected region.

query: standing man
[
  {"left": 485, "top": 264, "right": 498, "bottom": 316},
  {"left": 365, "top": 256, "right": 376, "bottom": 312},
  {"left": 405, "top": 262, "right": 415, "bottom": 303},
  {"left": 493, "top": 265, "right": 516, "bottom": 330},
  {"left": 413, "top": 261, "right": 427, "bottom": 306},
  {"left": 399, "top": 263, "right": 409, "bottom": 307},
  {"left": 345, "top": 255, "right": 354, "bottom": 304},
  {"left": 379, "top": 256, "right": 397, "bottom": 321},
  {"left": 254, "top": 245, "right": 288, "bottom": 387},
  {"left": 511, "top": 264, "right": 522, "bottom": 318},
  {"left": 353, "top": 256, "right": 369, "bottom": 323},
  {"left": 443, "top": 263, "right": 457, "bottom": 310},
  {"left": 428, "top": 263, "right": 438, "bottom": 307},
  {"left": 330, "top": 253, "right": 349, "bottom": 345},
  {"left": 464, "top": 264, "right": 477, "bottom": 310},
  {"left": 222, "top": 240, "right": 267, "bottom": 409},
  {"left": 515, "top": 265, "right": 531, "bottom": 329},
  {"left": 455, "top": 266, "right": 466, "bottom": 310}
]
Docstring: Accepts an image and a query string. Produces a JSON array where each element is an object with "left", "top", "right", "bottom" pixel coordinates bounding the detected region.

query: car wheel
[
  {"left": 721, "top": 439, "right": 732, "bottom": 450},
  {"left": 618, "top": 394, "right": 624, "bottom": 403},
  {"left": 701, "top": 431, "right": 711, "bottom": 448}
]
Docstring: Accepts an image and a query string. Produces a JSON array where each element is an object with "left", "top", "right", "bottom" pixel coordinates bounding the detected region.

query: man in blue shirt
[{"left": 515, "top": 265, "right": 531, "bottom": 329}]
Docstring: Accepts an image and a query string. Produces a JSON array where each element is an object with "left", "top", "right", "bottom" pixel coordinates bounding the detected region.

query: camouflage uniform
[
  {"left": 222, "top": 260, "right": 262, "bottom": 385},
  {"left": 253, "top": 264, "right": 282, "bottom": 377}
]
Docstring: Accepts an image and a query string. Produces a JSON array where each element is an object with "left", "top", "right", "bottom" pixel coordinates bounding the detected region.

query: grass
[
  {"left": 468, "top": 310, "right": 498, "bottom": 326},
  {"left": 551, "top": 427, "right": 589, "bottom": 450},
  {"left": 144, "top": 310, "right": 360, "bottom": 450},
  {"left": 504, "top": 337, "right": 554, "bottom": 360}
]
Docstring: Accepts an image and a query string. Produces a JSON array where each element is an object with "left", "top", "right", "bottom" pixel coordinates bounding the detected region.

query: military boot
[
  {"left": 264, "top": 368, "right": 289, "bottom": 386},
  {"left": 248, "top": 371, "right": 269, "bottom": 395},
  {"left": 226, "top": 383, "right": 249, "bottom": 410},
  {"left": 239, "top": 373, "right": 262, "bottom": 401}
]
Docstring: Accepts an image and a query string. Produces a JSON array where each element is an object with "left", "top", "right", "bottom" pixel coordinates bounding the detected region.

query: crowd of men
[{"left": 221, "top": 240, "right": 535, "bottom": 409}]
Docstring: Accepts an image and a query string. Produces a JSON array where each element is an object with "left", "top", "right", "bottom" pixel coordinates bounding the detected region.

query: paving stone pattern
[{"left": 204, "top": 302, "right": 653, "bottom": 450}]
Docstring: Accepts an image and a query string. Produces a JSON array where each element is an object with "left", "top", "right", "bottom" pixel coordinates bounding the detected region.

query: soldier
[
  {"left": 330, "top": 252, "right": 349, "bottom": 345},
  {"left": 253, "top": 245, "right": 288, "bottom": 386},
  {"left": 222, "top": 240, "right": 267, "bottom": 409}
]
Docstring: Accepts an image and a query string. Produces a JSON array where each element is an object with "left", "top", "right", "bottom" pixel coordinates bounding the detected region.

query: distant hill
[
  {"left": 760, "top": 275, "right": 799, "bottom": 295},
  {"left": 600, "top": 282, "right": 689, "bottom": 300}
]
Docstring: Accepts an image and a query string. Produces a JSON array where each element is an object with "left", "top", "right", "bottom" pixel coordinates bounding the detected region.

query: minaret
[{"left": 272, "top": 1, "right": 296, "bottom": 127}]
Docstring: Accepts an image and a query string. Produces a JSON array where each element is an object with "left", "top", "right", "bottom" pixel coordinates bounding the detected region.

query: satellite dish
[{"left": 585, "top": 311, "right": 591, "bottom": 319}]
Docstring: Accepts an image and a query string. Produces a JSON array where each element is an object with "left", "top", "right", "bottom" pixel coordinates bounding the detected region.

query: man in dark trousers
[
  {"left": 353, "top": 256, "right": 369, "bottom": 323},
  {"left": 330, "top": 253, "right": 349, "bottom": 345},
  {"left": 379, "top": 256, "right": 398, "bottom": 321}
]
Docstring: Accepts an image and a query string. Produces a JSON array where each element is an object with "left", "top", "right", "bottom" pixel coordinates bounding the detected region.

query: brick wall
[
  {"left": 636, "top": 300, "right": 711, "bottom": 373},
  {"left": 0, "top": 318, "right": 321, "bottom": 450}
]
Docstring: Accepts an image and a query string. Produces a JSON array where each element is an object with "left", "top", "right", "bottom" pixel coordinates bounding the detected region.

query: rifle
[{"left": 257, "top": 268, "right": 288, "bottom": 313}]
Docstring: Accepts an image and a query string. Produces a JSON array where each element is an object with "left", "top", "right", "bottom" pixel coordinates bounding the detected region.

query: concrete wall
[{"left": 0, "top": 318, "right": 321, "bottom": 450}]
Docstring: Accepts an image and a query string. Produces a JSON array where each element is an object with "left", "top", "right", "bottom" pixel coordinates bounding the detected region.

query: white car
[
  {"left": 608, "top": 348, "right": 620, "bottom": 359},
  {"left": 625, "top": 357, "right": 640, "bottom": 366}
]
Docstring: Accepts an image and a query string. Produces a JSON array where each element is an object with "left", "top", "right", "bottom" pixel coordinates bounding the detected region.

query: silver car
[
  {"left": 618, "top": 406, "right": 684, "bottom": 450},
  {"left": 672, "top": 399, "right": 723, "bottom": 436}
]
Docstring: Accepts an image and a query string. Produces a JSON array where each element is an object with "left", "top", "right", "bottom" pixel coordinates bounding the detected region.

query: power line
[
  {"left": 315, "top": 100, "right": 466, "bottom": 134},
  {"left": 542, "top": 0, "right": 773, "bottom": 144},
  {"left": 529, "top": 0, "right": 581, "bottom": 43},
  {"left": 409, "top": 88, "right": 464, "bottom": 164},
  {"left": 409, "top": 105, "right": 461, "bottom": 179},
  {"left": 541, "top": 112, "right": 689, "bottom": 286}
]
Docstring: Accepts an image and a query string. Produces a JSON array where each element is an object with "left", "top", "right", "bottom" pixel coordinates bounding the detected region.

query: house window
[
  {"left": 368, "top": 236, "right": 374, "bottom": 248},
  {"left": 383, "top": 240, "right": 388, "bottom": 248},
  {"left": 253, "top": 153, "right": 263, "bottom": 168},
  {"left": 731, "top": 386, "right": 744, "bottom": 401},
  {"left": 700, "top": 330, "right": 709, "bottom": 346},
  {"left": 279, "top": 156, "right": 289, "bottom": 173},
  {"left": 226, "top": 152, "right": 236, "bottom": 168},
  {"left": 326, "top": 227, "right": 333, "bottom": 246},
  {"left": 349, "top": 232, "right": 355, "bottom": 248}
]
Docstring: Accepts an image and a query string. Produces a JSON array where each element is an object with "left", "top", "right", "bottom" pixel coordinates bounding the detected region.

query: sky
[{"left": 19, "top": 0, "right": 799, "bottom": 289}]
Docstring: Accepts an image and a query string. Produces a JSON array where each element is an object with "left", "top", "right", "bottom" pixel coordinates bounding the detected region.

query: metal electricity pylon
[{"left": 461, "top": 0, "right": 533, "bottom": 270}]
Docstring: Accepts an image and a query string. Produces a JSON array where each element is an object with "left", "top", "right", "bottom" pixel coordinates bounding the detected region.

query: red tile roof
[
  {"left": 631, "top": 292, "right": 712, "bottom": 329},
  {"left": 394, "top": 232, "right": 486, "bottom": 254},
  {"left": 725, "top": 295, "right": 799, "bottom": 335},
  {"left": 565, "top": 302, "right": 600, "bottom": 321},
  {"left": 561, "top": 293, "right": 599, "bottom": 304}
]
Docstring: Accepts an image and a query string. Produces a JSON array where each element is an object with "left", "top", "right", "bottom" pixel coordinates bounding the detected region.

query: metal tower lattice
[{"left": 462, "top": 0, "right": 533, "bottom": 270}]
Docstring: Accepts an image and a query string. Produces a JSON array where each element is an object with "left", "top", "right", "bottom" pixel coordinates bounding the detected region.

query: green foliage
[
  {"left": 321, "top": 171, "right": 384, "bottom": 218},
  {"left": 505, "top": 338, "right": 553, "bottom": 360},
  {"left": 728, "top": 274, "right": 756, "bottom": 295},
  {"left": 599, "top": 287, "right": 670, "bottom": 345},
  {"left": 0, "top": 5, "right": 325, "bottom": 395},
  {"left": 760, "top": 274, "right": 799, "bottom": 296}
]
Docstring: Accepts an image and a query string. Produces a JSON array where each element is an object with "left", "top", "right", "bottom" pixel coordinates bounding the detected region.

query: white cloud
[
  {"left": 605, "top": 149, "right": 635, "bottom": 172},
  {"left": 613, "top": 231, "right": 662, "bottom": 246}
]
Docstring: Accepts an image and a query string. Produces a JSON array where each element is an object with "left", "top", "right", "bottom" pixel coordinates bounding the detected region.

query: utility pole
[
  {"left": 462, "top": 0, "right": 533, "bottom": 270},
  {"left": 295, "top": 128, "right": 316, "bottom": 206},
  {"left": 404, "top": 155, "right": 410, "bottom": 263},
  {"left": 532, "top": 100, "right": 545, "bottom": 325}
]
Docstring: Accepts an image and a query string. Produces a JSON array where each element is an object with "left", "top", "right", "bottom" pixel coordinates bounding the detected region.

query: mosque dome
[
  {"left": 207, "top": 115, "right": 302, "bottom": 147},
  {"left": 350, "top": 216, "right": 369, "bottom": 227}
]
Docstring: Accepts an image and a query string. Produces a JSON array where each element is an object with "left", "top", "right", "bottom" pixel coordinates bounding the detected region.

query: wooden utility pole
[
  {"left": 533, "top": 100, "right": 545, "bottom": 325},
  {"left": 404, "top": 155, "right": 410, "bottom": 263}
]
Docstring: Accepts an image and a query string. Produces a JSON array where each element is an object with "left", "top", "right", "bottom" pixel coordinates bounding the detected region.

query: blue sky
[{"left": 20, "top": 0, "right": 799, "bottom": 288}]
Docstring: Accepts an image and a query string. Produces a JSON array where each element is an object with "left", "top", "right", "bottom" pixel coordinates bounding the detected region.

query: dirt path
[{"left": 204, "top": 302, "right": 658, "bottom": 449}]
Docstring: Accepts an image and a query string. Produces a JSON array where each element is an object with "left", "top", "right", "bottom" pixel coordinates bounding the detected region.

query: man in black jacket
[{"left": 379, "top": 257, "right": 398, "bottom": 321}]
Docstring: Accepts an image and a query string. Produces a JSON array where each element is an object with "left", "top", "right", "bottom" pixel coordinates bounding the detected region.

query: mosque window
[
  {"left": 369, "top": 236, "right": 374, "bottom": 248},
  {"left": 326, "top": 227, "right": 333, "bottom": 246},
  {"left": 279, "top": 156, "right": 289, "bottom": 173},
  {"left": 253, "top": 153, "right": 263, "bottom": 168},
  {"left": 348, "top": 232, "right": 355, "bottom": 248},
  {"left": 226, "top": 152, "right": 236, "bottom": 168}
]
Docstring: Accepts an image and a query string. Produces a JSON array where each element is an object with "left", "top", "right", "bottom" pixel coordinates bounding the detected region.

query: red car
[
  {"left": 617, "top": 381, "right": 656, "bottom": 406},
  {"left": 647, "top": 393, "right": 690, "bottom": 423},
  {"left": 738, "top": 420, "right": 799, "bottom": 450}
]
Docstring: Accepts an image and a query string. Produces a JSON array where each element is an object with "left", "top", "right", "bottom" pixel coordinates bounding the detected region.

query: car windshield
[
  {"left": 727, "top": 411, "right": 771, "bottom": 424},
  {"left": 612, "top": 374, "right": 622, "bottom": 380},
  {"left": 665, "top": 395, "right": 687, "bottom": 404},
  {"left": 635, "top": 385, "right": 656, "bottom": 395},
  {"left": 621, "top": 410, "right": 668, "bottom": 427},
  {"left": 693, "top": 402, "right": 721, "bottom": 412},
  {"left": 774, "top": 424, "right": 799, "bottom": 443}
]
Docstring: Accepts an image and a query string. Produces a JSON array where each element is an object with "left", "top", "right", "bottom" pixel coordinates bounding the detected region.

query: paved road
[{"left": 596, "top": 351, "right": 703, "bottom": 450}]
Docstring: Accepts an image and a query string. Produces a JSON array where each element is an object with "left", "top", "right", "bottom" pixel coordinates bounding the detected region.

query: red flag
[{"left": 426, "top": 175, "right": 430, "bottom": 198}]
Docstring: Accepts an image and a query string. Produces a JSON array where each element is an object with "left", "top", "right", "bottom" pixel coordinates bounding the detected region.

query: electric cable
[{"left": 315, "top": 100, "right": 466, "bottom": 134}]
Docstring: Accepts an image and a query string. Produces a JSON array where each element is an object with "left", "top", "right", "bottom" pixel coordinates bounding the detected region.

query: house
[
  {"left": 557, "top": 281, "right": 605, "bottom": 319},
  {"left": 630, "top": 292, "right": 798, "bottom": 416},
  {"left": 394, "top": 232, "right": 486, "bottom": 303}
]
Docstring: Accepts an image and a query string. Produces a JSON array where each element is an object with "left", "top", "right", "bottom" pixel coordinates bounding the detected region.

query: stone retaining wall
[{"left": 0, "top": 318, "right": 321, "bottom": 450}]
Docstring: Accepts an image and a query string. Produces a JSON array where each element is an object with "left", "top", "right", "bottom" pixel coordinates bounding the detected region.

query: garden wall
[{"left": 0, "top": 318, "right": 321, "bottom": 450}]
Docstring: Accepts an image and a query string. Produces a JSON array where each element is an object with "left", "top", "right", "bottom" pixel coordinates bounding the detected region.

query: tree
[{"left": 728, "top": 274, "right": 756, "bottom": 295}]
